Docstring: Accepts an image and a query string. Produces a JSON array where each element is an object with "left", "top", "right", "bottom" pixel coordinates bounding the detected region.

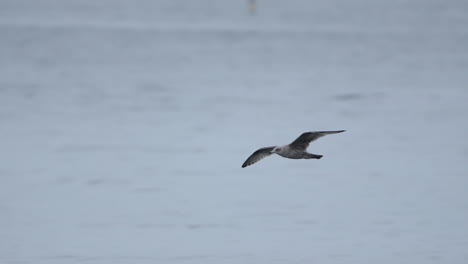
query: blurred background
[{"left": 1, "top": 0, "right": 468, "bottom": 263}]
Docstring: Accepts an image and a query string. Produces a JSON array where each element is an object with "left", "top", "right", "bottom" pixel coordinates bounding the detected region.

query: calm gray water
[{"left": 1, "top": 0, "right": 468, "bottom": 263}]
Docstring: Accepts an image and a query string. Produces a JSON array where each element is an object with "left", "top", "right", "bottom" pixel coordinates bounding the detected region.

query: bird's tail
[{"left": 305, "top": 153, "right": 323, "bottom": 159}]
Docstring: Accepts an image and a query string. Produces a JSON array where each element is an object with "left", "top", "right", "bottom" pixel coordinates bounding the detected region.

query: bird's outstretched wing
[
  {"left": 242, "top": 146, "right": 276, "bottom": 168},
  {"left": 289, "top": 130, "right": 345, "bottom": 150}
]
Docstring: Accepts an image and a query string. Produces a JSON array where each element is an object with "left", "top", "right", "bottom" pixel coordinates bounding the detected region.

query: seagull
[{"left": 241, "top": 130, "right": 345, "bottom": 168}]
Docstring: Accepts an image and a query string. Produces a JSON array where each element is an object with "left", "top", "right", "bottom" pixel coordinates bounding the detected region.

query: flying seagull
[{"left": 242, "top": 130, "right": 345, "bottom": 168}]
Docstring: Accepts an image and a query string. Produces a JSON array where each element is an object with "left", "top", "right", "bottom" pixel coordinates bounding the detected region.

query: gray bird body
[
  {"left": 241, "top": 130, "right": 345, "bottom": 168},
  {"left": 275, "top": 145, "right": 316, "bottom": 159}
]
